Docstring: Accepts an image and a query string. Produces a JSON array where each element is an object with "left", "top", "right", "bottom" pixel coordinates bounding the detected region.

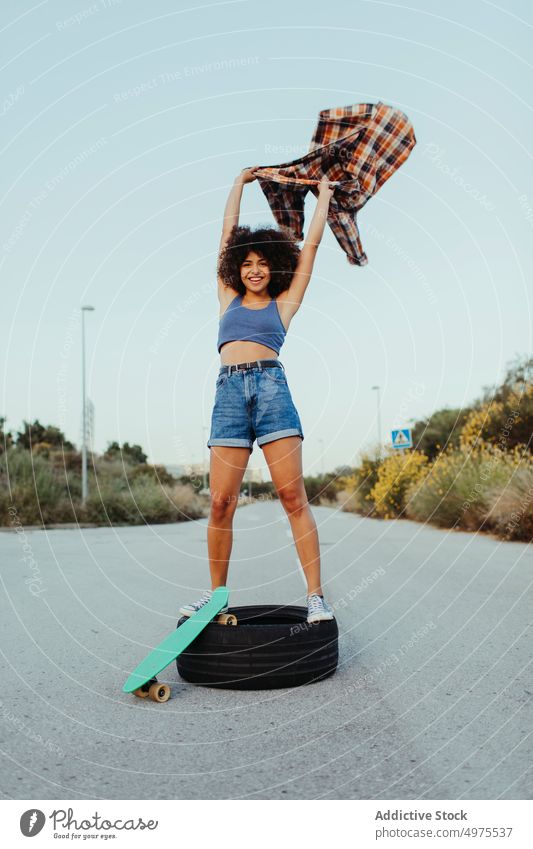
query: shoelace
[
  {"left": 308, "top": 594, "right": 324, "bottom": 611},
  {"left": 192, "top": 591, "right": 212, "bottom": 610}
]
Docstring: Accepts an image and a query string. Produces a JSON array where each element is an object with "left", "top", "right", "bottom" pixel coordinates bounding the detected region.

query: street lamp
[
  {"left": 371, "top": 385, "right": 382, "bottom": 457},
  {"left": 81, "top": 305, "right": 95, "bottom": 504}
]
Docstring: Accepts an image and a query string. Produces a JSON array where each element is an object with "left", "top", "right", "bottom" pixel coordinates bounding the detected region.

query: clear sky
[{"left": 1, "top": 0, "right": 532, "bottom": 480}]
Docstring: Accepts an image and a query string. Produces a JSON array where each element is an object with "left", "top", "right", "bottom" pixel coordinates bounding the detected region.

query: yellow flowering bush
[
  {"left": 460, "top": 401, "right": 504, "bottom": 449},
  {"left": 369, "top": 449, "right": 429, "bottom": 519},
  {"left": 338, "top": 451, "right": 381, "bottom": 516},
  {"left": 460, "top": 384, "right": 533, "bottom": 452}
]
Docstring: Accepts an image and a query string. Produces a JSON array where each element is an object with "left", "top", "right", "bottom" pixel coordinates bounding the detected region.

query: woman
[{"left": 180, "top": 167, "right": 335, "bottom": 624}]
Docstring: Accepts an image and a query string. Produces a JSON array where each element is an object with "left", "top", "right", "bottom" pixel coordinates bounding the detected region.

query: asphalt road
[{"left": 1, "top": 501, "right": 532, "bottom": 800}]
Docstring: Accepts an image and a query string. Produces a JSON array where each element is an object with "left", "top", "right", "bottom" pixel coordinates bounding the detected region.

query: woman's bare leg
[
  {"left": 261, "top": 436, "right": 323, "bottom": 596},
  {"left": 207, "top": 445, "right": 250, "bottom": 588}
]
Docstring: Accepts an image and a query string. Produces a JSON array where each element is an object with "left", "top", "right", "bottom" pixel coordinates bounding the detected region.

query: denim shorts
[{"left": 207, "top": 361, "right": 304, "bottom": 453}]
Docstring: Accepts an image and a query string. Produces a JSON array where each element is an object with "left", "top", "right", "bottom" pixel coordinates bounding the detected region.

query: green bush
[
  {"left": 406, "top": 446, "right": 520, "bottom": 531},
  {"left": 83, "top": 480, "right": 134, "bottom": 524},
  {"left": 242, "top": 480, "right": 275, "bottom": 498},
  {"left": 49, "top": 449, "right": 82, "bottom": 472},
  {"left": 83, "top": 476, "right": 207, "bottom": 525},
  {"left": 127, "top": 463, "right": 177, "bottom": 486},
  {"left": 304, "top": 473, "right": 340, "bottom": 505},
  {"left": 0, "top": 446, "right": 208, "bottom": 527},
  {"left": 166, "top": 483, "right": 208, "bottom": 521},
  {"left": 92, "top": 456, "right": 123, "bottom": 480},
  {"left": 0, "top": 448, "right": 65, "bottom": 524},
  {"left": 411, "top": 408, "right": 471, "bottom": 460},
  {"left": 485, "top": 464, "right": 533, "bottom": 541}
]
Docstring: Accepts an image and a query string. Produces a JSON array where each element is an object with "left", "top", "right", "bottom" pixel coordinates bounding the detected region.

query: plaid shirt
[{"left": 254, "top": 101, "right": 416, "bottom": 266}]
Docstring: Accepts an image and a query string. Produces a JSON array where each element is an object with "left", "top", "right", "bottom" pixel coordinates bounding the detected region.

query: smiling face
[{"left": 240, "top": 250, "right": 271, "bottom": 295}]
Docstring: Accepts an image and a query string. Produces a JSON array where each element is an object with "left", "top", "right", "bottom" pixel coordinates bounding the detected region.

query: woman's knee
[
  {"left": 278, "top": 484, "right": 308, "bottom": 515},
  {"left": 209, "top": 490, "right": 239, "bottom": 520}
]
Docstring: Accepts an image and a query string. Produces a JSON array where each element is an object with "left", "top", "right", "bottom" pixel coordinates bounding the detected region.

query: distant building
[
  {"left": 164, "top": 462, "right": 263, "bottom": 484},
  {"left": 165, "top": 462, "right": 205, "bottom": 480},
  {"left": 164, "top": 464, "right": 187, "bottom": 478},
  {"left": 185, "top": 462, "right": 205, "bottom": 478}
]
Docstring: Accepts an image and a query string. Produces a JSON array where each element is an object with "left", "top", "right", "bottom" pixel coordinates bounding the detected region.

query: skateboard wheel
[
  {"left": 132, "top": 676, "right": 158, "bottom": 699},
  {"left": 132, "top": 687, "right": 150, "bottom": 699},
  {"left": 148, "top": 682, "right": 171, "bottom": 703},
  {"left": 217, "top": 613, "right": 237, "bottom": 626}
]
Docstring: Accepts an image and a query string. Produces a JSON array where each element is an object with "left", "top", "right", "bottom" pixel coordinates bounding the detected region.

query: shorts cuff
[
  {"left": 257, "top": 428, "right": 304, "bottom": 447},
  {"left": 207, "top": 438, "right": 253, "bottom": 450}
]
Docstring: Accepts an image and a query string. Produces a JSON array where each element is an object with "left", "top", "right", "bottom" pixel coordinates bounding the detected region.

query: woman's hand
[
  {"left": 318, "top": 173, "right": 336, "bottom": 198},
  {"left": 236, "top": 166, "right": 259, "bottom": 185}
]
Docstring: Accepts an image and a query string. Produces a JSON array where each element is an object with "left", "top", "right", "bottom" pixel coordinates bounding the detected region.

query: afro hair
[{"left": 217, "top": 225, "right": 300, "bottom": 297}]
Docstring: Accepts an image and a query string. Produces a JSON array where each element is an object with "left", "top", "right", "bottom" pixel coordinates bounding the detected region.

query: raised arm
[
  {"left": 279, "top": 174, "right": 334, "bottom": 317},
  {"left": 217, "top": 167, "right": 258, "bottom": 292}
]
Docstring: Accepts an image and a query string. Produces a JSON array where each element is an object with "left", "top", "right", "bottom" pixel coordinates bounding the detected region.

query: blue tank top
[{"left": 217, "top": 293, "right": 287, "bottom": 354}]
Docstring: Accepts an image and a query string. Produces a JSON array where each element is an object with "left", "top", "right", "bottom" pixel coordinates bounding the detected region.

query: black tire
[{"left": 176, "top": 604, "right": 338, "bottom": 690}]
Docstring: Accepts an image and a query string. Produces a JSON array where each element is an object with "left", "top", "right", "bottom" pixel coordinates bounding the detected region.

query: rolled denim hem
[
  {"left": 207, "top": 438, "right": 253, "bottom": 450},
  {"left": 257, "top": 428, "right": 304, "bottom": 447}
]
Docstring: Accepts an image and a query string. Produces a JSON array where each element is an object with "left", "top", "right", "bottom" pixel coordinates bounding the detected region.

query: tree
[
  {"left": 0, "top": 417, "right": 14, "bottom": 454},
  {"left": 104, "top": 441, "right": 147, "bottom": 465},
  {"left": 15, "top": 419, "right": 74, "bottom": 450},
  {"left": 128, "top": 464, "right": 176, "bottom": 485},
  {"left": 411, "top": 408, "right": 471, "bottom": 460},
  {"left": 333, "top": 464, "right": 354, "bottom": 477}
]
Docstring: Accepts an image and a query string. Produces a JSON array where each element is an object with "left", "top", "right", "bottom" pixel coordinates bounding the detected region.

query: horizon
[{"left": 3, "top": 348, "right": 527, "bottom": 478}]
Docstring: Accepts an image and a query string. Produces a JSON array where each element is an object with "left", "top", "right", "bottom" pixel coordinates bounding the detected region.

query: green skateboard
[{"left": 122, "top": 586, "right": 236, "bottom": 702}]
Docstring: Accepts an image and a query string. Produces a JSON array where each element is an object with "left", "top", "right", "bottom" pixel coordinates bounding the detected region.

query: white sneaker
[
  {"left": 307, "top": 593, "right": 334, "bottom": 623},
  {"left": 179, "top": 589, "right": 228, "bottom": 618}
]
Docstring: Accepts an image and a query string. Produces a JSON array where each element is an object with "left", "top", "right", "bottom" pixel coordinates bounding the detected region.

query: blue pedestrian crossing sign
[{"left": 391, "top": 428, "right": 412, "bottom": 449}]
